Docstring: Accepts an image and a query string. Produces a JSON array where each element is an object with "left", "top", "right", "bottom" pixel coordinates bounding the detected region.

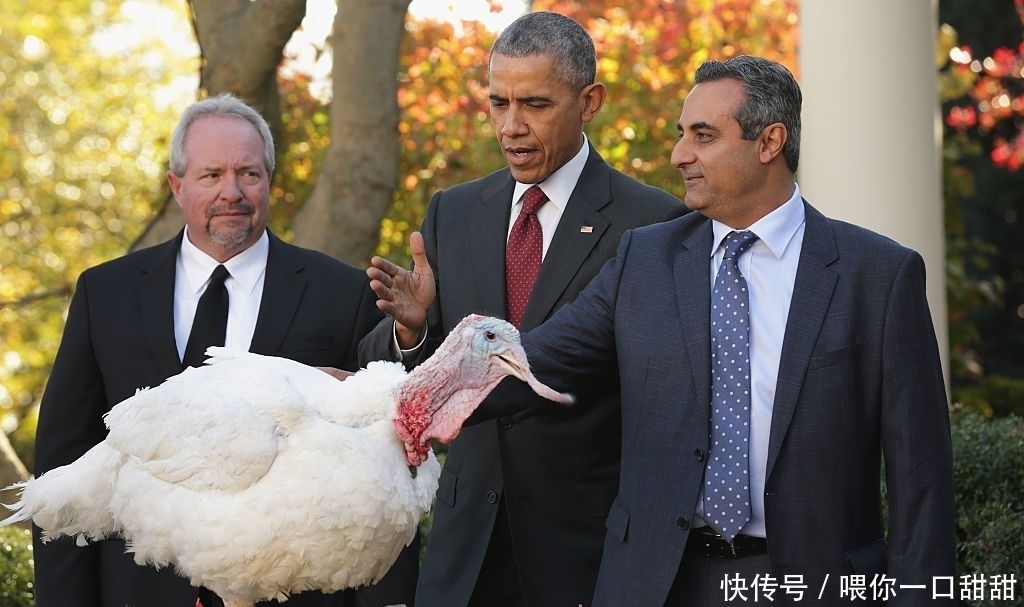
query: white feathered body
[{"left": 6, "top": 349, "right": 440, "bottom": 603}]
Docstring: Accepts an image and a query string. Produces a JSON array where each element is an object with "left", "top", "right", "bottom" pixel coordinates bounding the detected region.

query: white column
[{"left": 800, "top": 0, "right": 949, "bottom": 388}]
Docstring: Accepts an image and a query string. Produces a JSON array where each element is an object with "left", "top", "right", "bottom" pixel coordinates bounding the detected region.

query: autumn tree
[
  {"left": 0, "top": 0, "right": 194, "bottom": 475},
  {"left": 939, "top": 0, "right": 1024, "bottom": 415},
  {"left": 1, "top": 0, "right": 801, "bottom": 474},
  {"left": 135, "top": 0, "right": 413, "bottom": 266},
  {"left": 378, "top": 0, "right": 799, "bottom": 266}
]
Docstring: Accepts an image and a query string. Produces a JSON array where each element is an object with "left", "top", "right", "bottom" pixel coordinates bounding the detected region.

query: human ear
[
  {"left": 580, "top": 82, "right": 607, "bottom": 122},
  {"left": 759, "top": 123, "right": 787, "bottom": 164}
]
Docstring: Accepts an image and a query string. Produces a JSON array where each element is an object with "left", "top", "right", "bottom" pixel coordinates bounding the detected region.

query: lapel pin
[{"left": 580, "top": 226, "right": 593, "bottom": 233}]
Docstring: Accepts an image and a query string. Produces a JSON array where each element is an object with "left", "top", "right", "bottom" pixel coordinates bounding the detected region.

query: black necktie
[{"left": 183, "top": 265, "right": 229, "bottom": 368}]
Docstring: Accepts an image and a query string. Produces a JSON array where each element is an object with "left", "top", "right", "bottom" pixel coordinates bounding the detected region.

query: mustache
[{"left": 206, "top": 201, "right": 255, "bottom": 217}]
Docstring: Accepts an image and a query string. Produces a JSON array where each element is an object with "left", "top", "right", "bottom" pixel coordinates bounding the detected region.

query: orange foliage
[
  {"left": 278, "top": 1, "right": 800, "bottom": 263},
  {"left": 940, "top": 8, "right": 1024, "bottom": 171}
]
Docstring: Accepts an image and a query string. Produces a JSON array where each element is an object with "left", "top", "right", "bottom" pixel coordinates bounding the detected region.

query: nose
[
  {"left": 670, "top": 136, "right": 694, "bottom": 169},
  {"left": 220, "top": 174, "right": 243, "bottom": 202},
  {"left": 500, "top": 105, "right": 529, "bottom": 138}
]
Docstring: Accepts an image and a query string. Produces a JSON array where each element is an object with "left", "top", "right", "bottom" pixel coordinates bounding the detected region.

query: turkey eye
[{"left": 485, "top": 331, "right": 496, "bottom": 341}]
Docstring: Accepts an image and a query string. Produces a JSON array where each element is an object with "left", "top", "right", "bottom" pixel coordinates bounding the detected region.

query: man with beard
[{"left": 31, "top": 93, "right": 416, "bottom": 607}]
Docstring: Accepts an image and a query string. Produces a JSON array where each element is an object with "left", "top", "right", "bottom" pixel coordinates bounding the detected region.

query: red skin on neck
[{"left": 394, "top": 387, "right": 433, "bottom": 466}]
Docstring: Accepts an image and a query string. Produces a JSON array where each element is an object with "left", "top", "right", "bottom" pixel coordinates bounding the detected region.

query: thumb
[{"left": 410, "top": 231, "right": 429, "bottom": 272}]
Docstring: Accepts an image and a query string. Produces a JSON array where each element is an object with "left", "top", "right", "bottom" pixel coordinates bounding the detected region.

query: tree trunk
[
  {"left": 0, "top": 432, "right": 30, "bottom": 529},
  {"left": 132, "top": 0, "right": 306, "bottom": 252},
  {"left": 291, "top": 0, "right": 412, "bottom": 265}
]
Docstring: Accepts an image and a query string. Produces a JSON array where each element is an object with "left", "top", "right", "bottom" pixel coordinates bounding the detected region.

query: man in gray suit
[
  {"left": 32, "top": 94, "right": 416, "bottom": 607},
  {"left": 359, "top": 11, "right": 684, "bottom": 607},
  {"left": 515, "top": 56, "right": 955, "bottom": 606}
]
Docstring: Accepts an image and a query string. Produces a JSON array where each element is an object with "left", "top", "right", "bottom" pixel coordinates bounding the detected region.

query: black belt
[{"left": 686, "top": 527, "right": 768, "bottom": 559}]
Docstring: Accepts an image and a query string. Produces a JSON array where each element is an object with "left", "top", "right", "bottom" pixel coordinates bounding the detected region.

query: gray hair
[
  {"left": 490, "top": 11, "right": 596, "bottom": 95},
  {"left": 694, "top": 55, "right": 801, "bottom": 173},
  {"left": 168, "top": 93, "right": 275, "bottom": 177}
]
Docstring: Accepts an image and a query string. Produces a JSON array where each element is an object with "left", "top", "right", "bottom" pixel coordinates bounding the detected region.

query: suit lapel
[
  {"left": 468, "top": 176, "right": 515, "bottom": 321},
  {"left": 677, "top": 221, "right": 715, "bottom": 423},
  {"left": 765, "top": 203, "right": 839, "bottom": 479},
  {"left": 522, "top": 148, "right": 612, "bottom": 329},
  {"left": 249, "top": 233, "right": 307, "bottom": 356},
  {"left": 137, "top": 232, "right": 189, "bottom": 376}
]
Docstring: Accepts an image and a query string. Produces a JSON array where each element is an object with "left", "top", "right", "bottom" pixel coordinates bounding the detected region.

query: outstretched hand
[{"left": 367, "top": 231, "right": 436, "bottom": 349}]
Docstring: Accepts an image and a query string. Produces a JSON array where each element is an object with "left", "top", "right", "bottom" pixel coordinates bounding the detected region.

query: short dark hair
[
  {"left": 490, "top": 11, "right": 596, "bottom": 95},
  {"left": 694, "top": 55, "right": 801, "bottom": 173}
]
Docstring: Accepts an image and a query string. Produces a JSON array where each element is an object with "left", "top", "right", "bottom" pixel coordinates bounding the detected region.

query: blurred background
[{"left": 0, "top": 0, "right": 1022, "bottom": 600}]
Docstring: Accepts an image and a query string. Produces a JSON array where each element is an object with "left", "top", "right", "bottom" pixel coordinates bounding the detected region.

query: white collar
[
  {"left": 511, "top": 133, "right": 590, "bottom": 210},
  {"left": 711, "top": 183, "right": 805, "bottom": 260},
  {"left": 179, "top": 229, "right": 269, "bottom": 294}
]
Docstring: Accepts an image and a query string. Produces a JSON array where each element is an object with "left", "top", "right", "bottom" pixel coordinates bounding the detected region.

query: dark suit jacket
[
  {"left": 32, "top": 231, "right": 415, "bottom": 607},
  {"left": 521, "top": 202, "right": 956, "bottom": 607},
  {"left": 359, "top": 146, "right": 685, "bottom": 607}
]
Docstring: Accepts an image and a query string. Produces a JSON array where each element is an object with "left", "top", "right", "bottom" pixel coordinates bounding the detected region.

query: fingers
[
  {"left": 368, "top": 255, "right": 402, "bottom": 280},
  {"left": 364, "top": 231, "right": 433, "bottom": 334}
]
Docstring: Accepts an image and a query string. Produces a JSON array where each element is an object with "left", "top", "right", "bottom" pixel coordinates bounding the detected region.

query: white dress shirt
[
  {"left": 507, "top": 133, "right": 590, "bottom": 258},
  {"left": 174, "top": 230, "right": 269, "bottom": 363},
  {"left": 396, "top": 134, "right": 592, "bottom": 356},
  {"left": 696, "top": 183, "right": 806, "bottom": 538}
]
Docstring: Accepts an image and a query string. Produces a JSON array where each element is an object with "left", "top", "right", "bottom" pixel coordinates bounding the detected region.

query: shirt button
[
  {"left": 694, "top": 449, "right": 705, "bottom": 462},
  {"left": 677, "top": 517, "right": 690, "bottom": 530},
  {"left": 499, "top": 417, "right": 514, "bottom": 430},
  {"left": 486, "top": 491, "right": 498, "bottom": 504}
]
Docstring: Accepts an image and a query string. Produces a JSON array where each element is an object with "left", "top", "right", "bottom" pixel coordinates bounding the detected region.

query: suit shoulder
[
  {"left": 632, "top": 209, "right": 704, "bottom": 240},
  {"left": 76, "top": 239, "right": 174, "bottom": 283},
  {"left": 274, "top": 241, "right": 368, "bottom": 282},
  {"left": 431, "top": 167, "right": 511, "bottom": 202},
  {"left": 829, "top": 218, "right": 910, "bottom": 252},
  {"left": 810, "top": 206, "right": 918, "bottom": 264},
  {"left": 606, "top": 168, "right": 685, "bottom": 216}
]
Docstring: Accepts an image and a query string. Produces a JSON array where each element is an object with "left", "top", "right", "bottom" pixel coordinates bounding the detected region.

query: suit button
[
  {"left": 694, "top": 449, "right": 705, "bottom": 462},
  {"left": 676, "top": 517, "right": 689, "bottom": 530},
  {"left": 486, "top": 491, "right": 498, "bottom": 504},
  {"left": 499, "top": 417, "right": 513, "bottom": 430}
]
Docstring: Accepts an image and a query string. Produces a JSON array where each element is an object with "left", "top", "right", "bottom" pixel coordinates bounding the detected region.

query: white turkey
[{"left": 1, "top": 314, "right": 572, "bottom": 607}]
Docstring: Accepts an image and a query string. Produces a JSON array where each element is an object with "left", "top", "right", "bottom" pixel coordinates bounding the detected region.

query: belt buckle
[{"left": 728, "top": 540, "right": 739, "bottom": 558}]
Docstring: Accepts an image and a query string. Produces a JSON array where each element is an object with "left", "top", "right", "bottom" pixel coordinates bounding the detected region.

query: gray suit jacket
[
  {"left": 359, "top": 146, "right": 685, "bottom": 607},
  {"left": 32, "top": 231, "right": 412, "bottom": 607},
  {"left": 523, "top": 202, "right": 955, "bottom": 607}
]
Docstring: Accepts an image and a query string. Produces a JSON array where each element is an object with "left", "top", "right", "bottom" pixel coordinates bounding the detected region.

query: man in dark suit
[
  {"left": 359, "top": 11, "right": 684, "bottom": 607},
  {"left": 32, "top": 94, "right": 417, "bottom": 607},
  {"left": 514, "top": 56, "right": 956, "bottom": 606}
]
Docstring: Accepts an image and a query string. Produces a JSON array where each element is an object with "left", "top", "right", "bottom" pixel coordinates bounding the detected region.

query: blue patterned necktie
[{"left": 704, "top": 230, "right": 759, "bottom": 541}]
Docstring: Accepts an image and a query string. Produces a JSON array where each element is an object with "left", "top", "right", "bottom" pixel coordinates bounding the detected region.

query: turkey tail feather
[{"left": 0, "top": 443, "right": 125, "bottom": 544}]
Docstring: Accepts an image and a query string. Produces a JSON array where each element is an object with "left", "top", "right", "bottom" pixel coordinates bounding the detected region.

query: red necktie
[{"left": 505, "top": 185, "right": 548, "bottom": 328}]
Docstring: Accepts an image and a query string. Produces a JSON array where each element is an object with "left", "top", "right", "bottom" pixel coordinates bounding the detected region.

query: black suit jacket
[
  {"left": 32, "top": 231, "right": 414, "bottom": 607},
  {"left": 522, "top": 203, "right": 955, "bottom": 606},
  {"left": 359, "top": 146, "right": 685, "bottom": 607}
]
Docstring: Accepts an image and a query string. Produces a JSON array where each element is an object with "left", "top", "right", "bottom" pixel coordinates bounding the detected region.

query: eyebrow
[
  {"left": 677, "top": 120, "right": 719, "bottom": 134},
  {"left": 489, "top": 93, "right": 553, "bottom": 104}
]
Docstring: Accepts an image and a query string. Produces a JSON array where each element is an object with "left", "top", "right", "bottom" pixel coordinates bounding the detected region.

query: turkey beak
[{"left": 496, "top": 348, "right": 574, "bottom": 405}]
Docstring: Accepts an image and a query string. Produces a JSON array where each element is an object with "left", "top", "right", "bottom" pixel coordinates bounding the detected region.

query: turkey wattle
[{"left": 1, "top": 314, "right": 572, "bottom": 607}]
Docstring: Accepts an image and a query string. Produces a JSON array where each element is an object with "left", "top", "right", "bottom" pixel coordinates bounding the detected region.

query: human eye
[
  {"left": 240, "top": 169, "right": 263, "bottom": 185},
  {"left": 695, "top": 130, "right": 715, "bottom": 143}
]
